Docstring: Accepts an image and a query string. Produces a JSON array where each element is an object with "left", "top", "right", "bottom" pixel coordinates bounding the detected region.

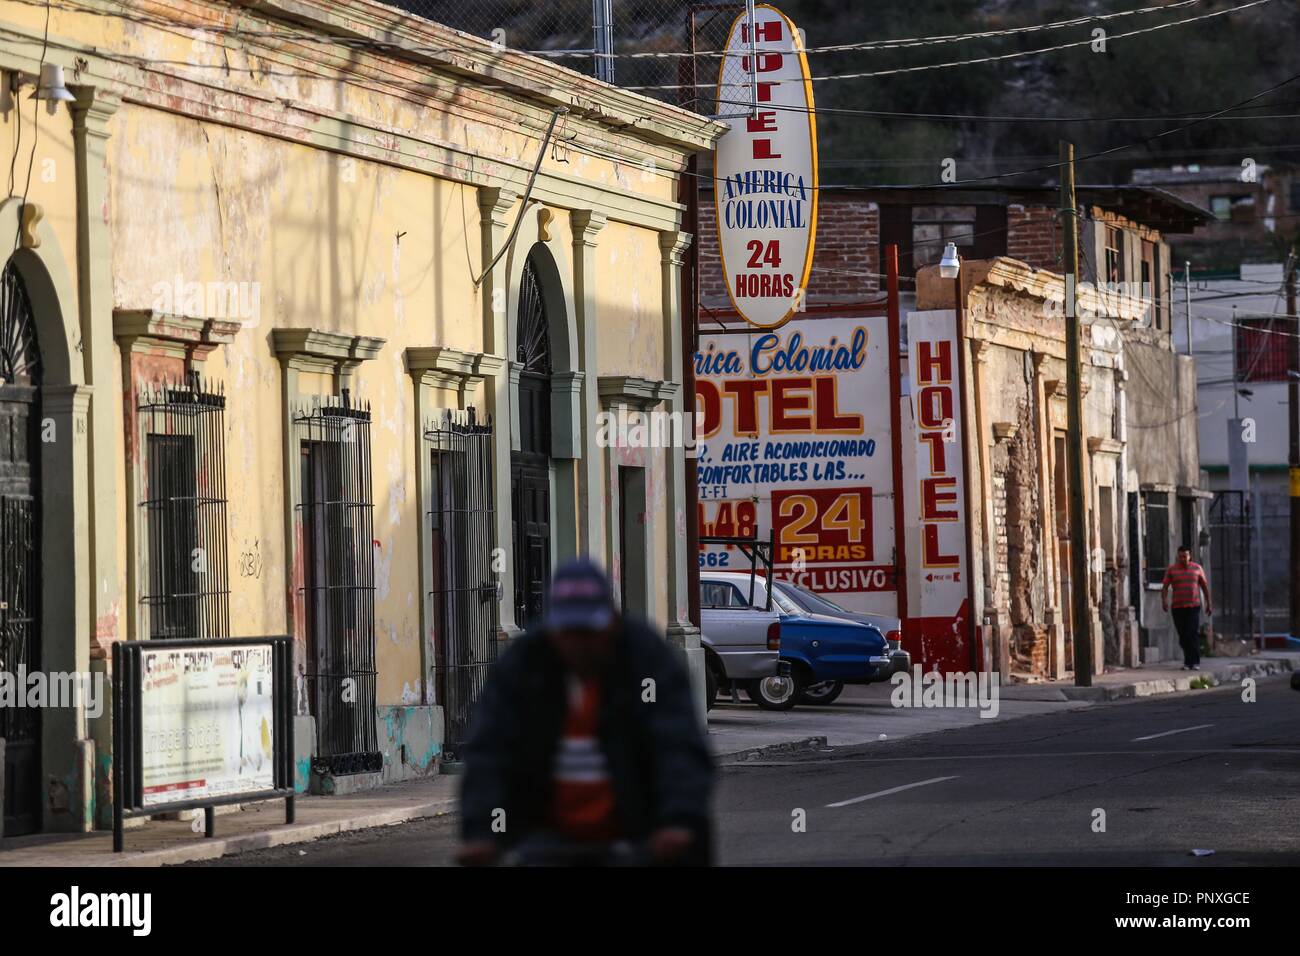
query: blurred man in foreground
[{"left": 457, "top": 558, "right": 713, "bottom": 866}]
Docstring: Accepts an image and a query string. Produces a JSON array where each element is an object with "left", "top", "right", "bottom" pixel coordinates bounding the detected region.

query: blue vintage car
[{"left": 702, "top": 572, "right": 903, "bottom": 710}]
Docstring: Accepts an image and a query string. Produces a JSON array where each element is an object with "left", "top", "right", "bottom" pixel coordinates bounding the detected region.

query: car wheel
[
  {"left": 705, "top": 667, "right": 718, "bottom": 712},
  {"left": 800, "top": 680, "right": 844, "bottom": 705},
  {"left": 748, "top": 673, "right": 803, "bottom": 711}
]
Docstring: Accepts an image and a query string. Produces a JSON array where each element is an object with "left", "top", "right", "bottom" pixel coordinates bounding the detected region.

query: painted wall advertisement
[
  {"left": 139, "top": 643, "right": 276, "bottom": 806},
  {"left": 695, "top": 316, "right": 898, "bottom": 616},
  {"left": 902, "top": 310, "right": 973, "bottom": 672}
]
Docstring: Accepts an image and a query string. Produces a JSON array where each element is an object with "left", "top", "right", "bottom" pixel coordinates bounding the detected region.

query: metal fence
[
  {"left": 293, "top": 392, "right": 381, "bottom": 776},
  {"left": 137, "top": 373, "right": 231, "bottom": 641},
  {"left": 1208, "top": 490, "right": 1254, "bottom": 642},
  {"left": 382, "top": 0, "right": 750, "bottom": 105},
  {"left": 424, "top": 408, "right": 499, "bottom": 760}
]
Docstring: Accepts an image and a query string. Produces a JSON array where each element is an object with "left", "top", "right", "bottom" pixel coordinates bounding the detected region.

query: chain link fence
[{"left": 383, "top": 1, "right": 755, "bottom": 110}]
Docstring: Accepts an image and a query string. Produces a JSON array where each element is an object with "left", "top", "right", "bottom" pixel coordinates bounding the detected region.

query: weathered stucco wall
[{"left": 97, "top": 94, "right": 692, "bottom": 708}]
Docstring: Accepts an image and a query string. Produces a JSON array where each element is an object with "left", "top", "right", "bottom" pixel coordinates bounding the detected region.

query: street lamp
[
  {"left": 938, "top": 241, "right": 961, "bottom": 279},
  {"left": 30, "top": 64, "right": 74, "bottom": 102}
]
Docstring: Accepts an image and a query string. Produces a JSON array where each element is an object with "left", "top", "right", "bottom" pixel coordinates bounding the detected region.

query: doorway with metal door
[
  {"left": 294, "top": 395, "right": 381, "bottom": 777},
  {"left": 1, "top": 260, "right": 42, "bottom": 837},
  {"left": 426, "top": 409, "right": 498, "bottom": 758},
  {"left": 512, "top": 256, "right": 553, "bottom": 630}
]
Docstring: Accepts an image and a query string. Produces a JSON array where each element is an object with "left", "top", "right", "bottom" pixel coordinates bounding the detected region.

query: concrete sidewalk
[
  {"left": 0, "top": 776, "right": 459, "bottom": 868},
  {"left": 998, "top": 651, "right": 1299, "bottom": 702}
]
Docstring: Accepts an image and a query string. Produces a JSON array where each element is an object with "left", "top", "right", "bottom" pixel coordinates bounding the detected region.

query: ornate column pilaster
[
  {"left": 68, "top": 85, "right": 121, "bottom": 662},
  {"left": 571, "top": 210, "right": 607, "bottom": 557},
  {"left": 477, "top": 187, "right": 521, "bottom": 637}
]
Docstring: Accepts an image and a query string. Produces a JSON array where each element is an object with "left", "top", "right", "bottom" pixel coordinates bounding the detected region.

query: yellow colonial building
[{"left": 0, "top": 0, "right": 719, "bottom": 835}]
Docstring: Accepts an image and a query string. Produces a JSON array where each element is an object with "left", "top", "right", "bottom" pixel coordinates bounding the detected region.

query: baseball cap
[{"left": 544, "top": 558, "right": 615, "bottom": 631}]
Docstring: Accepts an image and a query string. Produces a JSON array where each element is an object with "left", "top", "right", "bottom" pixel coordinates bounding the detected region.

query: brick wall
[
  {"left": 1005, "top": 203, "right": 1061, "bottom": 271},
  {"left": 696, "top": 192, "right": 1067, "bottom": 308},
  {"left": 697, "top": 192, "right": 880, "bottom": 306}
]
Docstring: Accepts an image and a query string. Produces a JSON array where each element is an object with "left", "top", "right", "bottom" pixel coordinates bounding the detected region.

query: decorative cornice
[
  {"left": 1140, "top": 482, "right": 1176, "bottom": 493},
  {"left": 67, "top": 84, "right": 121, "bottom": 135},
  {"left": 571, "top": 210, "right": 608, "bottom": 247},
  {"left": 40, "top": 383, "right": 94, "bottom": 414},
  {"left": 992, "top": 422, "right": 1019, "bottom": 443},
  {"left": 272, "top": 328, "right": 385, "bottom": 373},
  {"left": 114, "top": 309, "right": 241, "bottom": 362},
  {"left": 957, "top": 256, "right": 1150, "bottom": 323},
  {"left": 659, "top": 229, "right": 693, "bottom": 266},
  {"left": 477, "top": 187, "right": 519, "bottom": 227},
  {"left": 230, "top": 0, "right": 726, "bottom": 154},
  {"left": 1087, "top": 437, "right": 1124, "bottom": 455},
  {"left": 405, "top": 346, "right": 504, "bottom": 381},
  {"left": 552, "top": 370, "right": 585, "bottom": 394},
  {"left": 598, "top": 375, "right": 677, "bottom": 410}
]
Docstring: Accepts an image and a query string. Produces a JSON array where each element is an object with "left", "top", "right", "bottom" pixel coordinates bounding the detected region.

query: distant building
[
  {"left": 1172, "top": 262, "right": 1296, "bottom": 638},
  {"left": 1131, "top": 164, "right": 1300, "bottom": 269},
  {"left": 696, "top": 184, "right": 1215, "bottom": 674}
]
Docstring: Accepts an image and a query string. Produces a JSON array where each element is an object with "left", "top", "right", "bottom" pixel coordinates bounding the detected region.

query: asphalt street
[{"left": 185, "top": 676, "right": 1300, "bottom": 866}]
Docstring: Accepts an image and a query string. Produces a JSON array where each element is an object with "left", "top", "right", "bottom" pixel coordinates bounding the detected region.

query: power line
[
  {"left": 17, "top": 0, "right": 1207, "bottom": 62},
  {"left": 715, "top": 97, "right": 1300, "bottom": 127},
  {"left": 629, "top": 0, "right": 1275, "bottom": 90},
  {"left": 574, "top": 0, "right": 1209, "bottom": 59}
]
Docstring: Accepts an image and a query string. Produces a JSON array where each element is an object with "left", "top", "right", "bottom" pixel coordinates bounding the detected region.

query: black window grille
[
  {"left": 294, "top": 391, "right": 381, "bottom": 776},
  {"left": 425, "top": 407, "right": 498, "bottom": 759},
  {"left": 137, "top": 374, "right": 230, "bottom": 640}
]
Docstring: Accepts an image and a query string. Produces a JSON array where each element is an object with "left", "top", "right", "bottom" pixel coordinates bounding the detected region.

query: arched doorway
[
  {"left": 0, "top": 258, "right": 42, "bottom": 837},
  {"left": 511, "top": 255, "right": 552, "bottom": 628}
]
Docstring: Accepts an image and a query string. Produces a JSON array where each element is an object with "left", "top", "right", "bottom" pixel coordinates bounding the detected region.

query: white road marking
[
  {"left": 1131, "top": 723, "right": 1214, "bottom": 742},
  {"left": 826, "top": 775, "right": 959, "bottom": 808}
]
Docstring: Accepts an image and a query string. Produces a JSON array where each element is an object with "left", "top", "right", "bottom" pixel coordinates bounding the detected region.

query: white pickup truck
[{"left": 699, "top": 577, "right": 792, "bottom": 711}]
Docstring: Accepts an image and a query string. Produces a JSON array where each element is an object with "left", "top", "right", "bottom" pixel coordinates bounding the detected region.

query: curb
[
  {"left": 1057, "top": 658, "right": 1295, "bottom": 703},
  {"left": 5, "top": 795, "right": 459, "bottom": 868},
  {"left": 719, "top": 735, "right": 829, "bottom": 764}
]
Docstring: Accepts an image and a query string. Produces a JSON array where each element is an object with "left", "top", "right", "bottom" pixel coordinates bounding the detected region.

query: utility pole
[
  {"left": 1184, "top": 260, "right": 1193, "bottom": 356},
  {"left": 1061, "top": 141, "right": 1093, "bottom": 685},
  {"left": 1287, "top": 250, "right": 1298, "bottom": 640},
  {"left": 592, "top": 0, "right": 614, "bottom": 83}
]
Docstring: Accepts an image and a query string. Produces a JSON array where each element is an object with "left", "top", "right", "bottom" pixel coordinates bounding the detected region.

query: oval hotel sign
[{"left": 715, "top": 4, "right": 818, "bottom": 330}]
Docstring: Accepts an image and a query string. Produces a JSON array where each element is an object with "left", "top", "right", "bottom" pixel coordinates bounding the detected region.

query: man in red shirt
[{"left": 1161, "top": 545, "right": 1213, "bottom": 670}]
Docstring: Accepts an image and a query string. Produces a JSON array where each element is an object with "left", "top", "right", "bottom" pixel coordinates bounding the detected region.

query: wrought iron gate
[
  {"left": 1, "top": 259, "right": 42, "bottom": 837},
  {"left": 294, "top": 392, "right": 381, "bottom": 776},
  {"left": 1208, "top": 490, "right": 1254, "bottom": 643},
  {"left": 424, "top": 408, "right": 498, "bottom": 759}
]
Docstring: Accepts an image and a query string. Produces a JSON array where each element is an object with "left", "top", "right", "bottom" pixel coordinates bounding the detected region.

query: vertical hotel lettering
[
  {"left": 915, "top": 338, "right": 960, "bottom": 568},
  {"left": 903, "top": 310, "right": 972, "bottom": 671},
  {"left": 714, "top": 5, "right": 818, "bottom": 330}
]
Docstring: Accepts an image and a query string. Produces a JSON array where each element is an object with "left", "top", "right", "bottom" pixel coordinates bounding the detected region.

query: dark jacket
[{"left": 459, "top": 616, "right": 714, "bottom": 862}]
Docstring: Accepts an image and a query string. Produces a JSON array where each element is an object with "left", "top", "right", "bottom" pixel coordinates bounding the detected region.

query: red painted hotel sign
[{"left": 714, "top": 4, "right": 818, "bottom": 330}]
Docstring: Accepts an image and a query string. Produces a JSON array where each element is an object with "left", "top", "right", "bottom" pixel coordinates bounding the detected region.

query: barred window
[{"left": 137, "top": 374, "right": 230, "bottom": 640}]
